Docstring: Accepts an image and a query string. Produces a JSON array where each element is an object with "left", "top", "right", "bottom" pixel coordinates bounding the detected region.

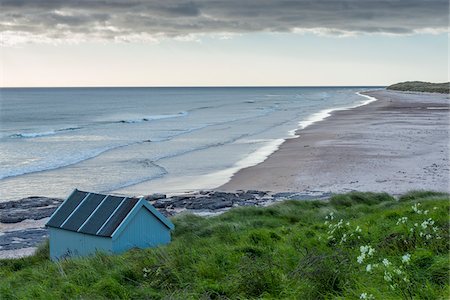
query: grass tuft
[
  {"left": 399, "top": 190, "right": 449, "bottom": 202},
  {"left": 330, "top": 191, "right": 395, "bottom": 207}
]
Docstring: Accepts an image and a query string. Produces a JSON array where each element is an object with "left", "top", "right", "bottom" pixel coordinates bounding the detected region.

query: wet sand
[{"left": 219, "top": 90, "right": 450, "bottom": 195}]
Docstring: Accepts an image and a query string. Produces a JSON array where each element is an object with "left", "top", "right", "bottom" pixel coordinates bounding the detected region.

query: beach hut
[{"left": 46, "top": 189, "right": 174, "bottom": 261}]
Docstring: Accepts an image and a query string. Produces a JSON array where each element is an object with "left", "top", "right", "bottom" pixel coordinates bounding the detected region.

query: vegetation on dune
[
  {"left": 1, "top": 191, "right": 449, "bottom": 299},
  {"left": 387, "top": 81, "right": 449, "bottom": 94}
]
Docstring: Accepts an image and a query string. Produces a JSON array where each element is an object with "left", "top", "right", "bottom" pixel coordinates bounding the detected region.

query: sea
[{"left": 0, "top": 87, "right": 380, "bottom": 201}]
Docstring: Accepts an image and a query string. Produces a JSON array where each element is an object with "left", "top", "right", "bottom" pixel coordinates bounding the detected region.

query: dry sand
[{"left": 219, "top": 90, "right": 450, "bottom": 195}]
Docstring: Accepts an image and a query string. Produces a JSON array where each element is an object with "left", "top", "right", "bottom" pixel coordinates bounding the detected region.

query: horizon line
[{"left": 0, "top": 85, "right": 387, "bottom": 89}]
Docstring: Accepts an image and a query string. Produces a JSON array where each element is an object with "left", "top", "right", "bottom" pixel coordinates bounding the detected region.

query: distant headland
[{"left": 387, "top": 81, "right": 449, "bottom": 94}]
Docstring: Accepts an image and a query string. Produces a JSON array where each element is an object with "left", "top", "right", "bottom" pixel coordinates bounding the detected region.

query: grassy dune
[
  {"left": 387, "top": 81, "right": 449, "bottom": 94},
  {"left": 1, "top": 191, "right": 449, "bottom": 299}
]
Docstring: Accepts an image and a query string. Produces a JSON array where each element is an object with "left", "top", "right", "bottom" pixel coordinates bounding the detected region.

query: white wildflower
[
  {"left": 366, "top": 264, "right": 372, "bottom": 272},
  {"left": 396, "top": 217, "right": 408, "bottom": 225},
  {"left": 384, "top": 271, "right": 392, "bottom": 282},
  {"left": 357, "top": 254, "right": 365, "bottom": 264},
  {"left": 401, "top": 253, "right": 411, "bottom": 264},
  {"left": 359, "top": 292, "right": 374, "bottom": 299},
  {"left": 412, "top": 203, "right": 423, "bottom": 214},
  {"left": 426, "top": 234, "right": 432, "bottom": 240},
  {"left": 424, "top": 210, "right": 429, "bottom": 215},
  {"left": 355, "top": 225, "right": 362, "bottom": 233},
  {"left": 433, "top": 207, "right": 438, "bottom": 210},
  {"left": 382, "top": 259, "right": 391, "bottom": 267}
]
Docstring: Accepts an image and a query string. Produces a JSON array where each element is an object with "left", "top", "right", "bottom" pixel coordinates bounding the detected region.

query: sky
[{"left": 0, "top": 0, "right": 448, "bottom": 87}]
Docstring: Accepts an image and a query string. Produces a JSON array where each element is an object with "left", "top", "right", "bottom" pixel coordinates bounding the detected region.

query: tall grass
[{"left": 1, "top": 191, "right": 449, "bottom": 299}]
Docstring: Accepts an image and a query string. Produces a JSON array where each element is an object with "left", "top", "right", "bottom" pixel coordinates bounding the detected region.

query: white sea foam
[
  {"left": 288, "top": 91, "right": 378, "bottom": 137},
  {"left": 9, "top": 127, "right": 82, "bottom": 139},
  {"left": 10, "top": 131, "right": 57, "bottom": 138}
]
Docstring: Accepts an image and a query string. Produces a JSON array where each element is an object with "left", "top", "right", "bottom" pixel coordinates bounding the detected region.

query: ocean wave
[
  {"left": 0, "top": 141, "right": 148, "bottom": 180},
  {"left": 152, "top": 113, "right": 295, "bottom": 164},
  {"left": 9, "top": 131, "right": 57, "bottom": 138},
  {"left": 9, "top": 127, "right": 83, "bottom": 139},
  {"left": 2, "top": 105, "right": 281, "bottom": 181},
  {"left": 7, "top": 112, "right": 188, "bottom": 139},
  {"left": 288, "top": 91, "right": 378, "bottom": 137},
  {"left": 117, "top": 111, "right": 188, "bottom": 123}
]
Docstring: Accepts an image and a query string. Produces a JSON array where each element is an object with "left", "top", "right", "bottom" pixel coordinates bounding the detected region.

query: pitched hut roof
[{"left": 46, "top": 189, "right": 173, "bottom": 237}]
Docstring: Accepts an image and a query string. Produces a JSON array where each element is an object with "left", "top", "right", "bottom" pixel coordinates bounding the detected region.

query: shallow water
[{"left": 0, "top": 87, "right": 379, "bottom": 201}]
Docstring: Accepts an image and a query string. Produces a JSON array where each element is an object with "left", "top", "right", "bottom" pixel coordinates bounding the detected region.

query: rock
[
  {"left": 246, "top": 190, "right": 268, "bottom": 197},
  {"left": 0, "top": 197, "right": 62, "bottom": 224},
  {"left": 212, "top": 200, "right": 233, "bottom": 210},
  {"left": 144, "top": 193, "right": 167, "bottom": 201},
  {"left": 0, "top": 228, "right": 48, "bottom": 251}
]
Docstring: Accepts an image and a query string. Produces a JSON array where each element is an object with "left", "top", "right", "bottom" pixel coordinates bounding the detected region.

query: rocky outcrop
[
  {"left": 145, "top": 190, "right": 331, "bottom": 216},
  {"left": 0, "top": 196, "right": 62, "bottom": 223}
]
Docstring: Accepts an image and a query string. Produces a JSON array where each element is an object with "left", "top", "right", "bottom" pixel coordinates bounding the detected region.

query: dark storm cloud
[{"left": 1, "top": 0, "right": 448, "bottom": 45}]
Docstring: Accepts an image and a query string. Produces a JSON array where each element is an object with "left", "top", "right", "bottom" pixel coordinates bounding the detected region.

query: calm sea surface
[{"left": 0, "top": 87, "right": 379, "bottom": 201}]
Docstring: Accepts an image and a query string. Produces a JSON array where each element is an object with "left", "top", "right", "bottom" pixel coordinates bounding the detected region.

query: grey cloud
[{"left": 1, "top": 0, "right": 448, "bottom": 45}]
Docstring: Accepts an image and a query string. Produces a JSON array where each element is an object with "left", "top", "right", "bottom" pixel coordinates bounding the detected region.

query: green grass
[
  {"left": 387, "top": 81, "right": 449, "bottom": 94},
  {"left": 1, "top": 191, "right": 449, "bottom": 299}
]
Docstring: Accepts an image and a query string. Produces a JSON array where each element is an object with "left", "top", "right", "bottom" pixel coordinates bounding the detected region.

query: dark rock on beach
[
  {"left": 0, "top": 229, "right": 48, "bottom": 251},
  {"left": 148, "top": 190, "right": 330, "bottom": 216},
  {"left": 0, "top": 196, "right": 63, "bottom": 223}
]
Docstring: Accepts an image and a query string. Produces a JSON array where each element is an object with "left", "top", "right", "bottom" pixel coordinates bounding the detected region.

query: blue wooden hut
[{"left": 46, "top": 189, "right": 174, "bottom": 261}]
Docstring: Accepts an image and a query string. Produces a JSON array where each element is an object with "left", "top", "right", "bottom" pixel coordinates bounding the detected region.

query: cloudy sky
[{"left": 0, "top": 0, "right": 448, "bottom": 87}]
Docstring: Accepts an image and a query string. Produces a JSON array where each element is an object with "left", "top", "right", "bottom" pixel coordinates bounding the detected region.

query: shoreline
[
  {"left": 113, "top": 89, "right": 382, "bottom": 196},
  {"left": 219, "top": 90, "right": 450, "bottom": 194}
]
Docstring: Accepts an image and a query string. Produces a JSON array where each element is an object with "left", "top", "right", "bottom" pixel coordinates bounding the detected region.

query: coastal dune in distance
[{"left": 219, "top": 90, "right": 450, "bottom": 194}]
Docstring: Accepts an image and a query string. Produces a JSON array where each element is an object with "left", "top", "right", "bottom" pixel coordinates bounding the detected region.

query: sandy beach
[{"left": 219, "top": 90, "right": 450, "bottom": 194}]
